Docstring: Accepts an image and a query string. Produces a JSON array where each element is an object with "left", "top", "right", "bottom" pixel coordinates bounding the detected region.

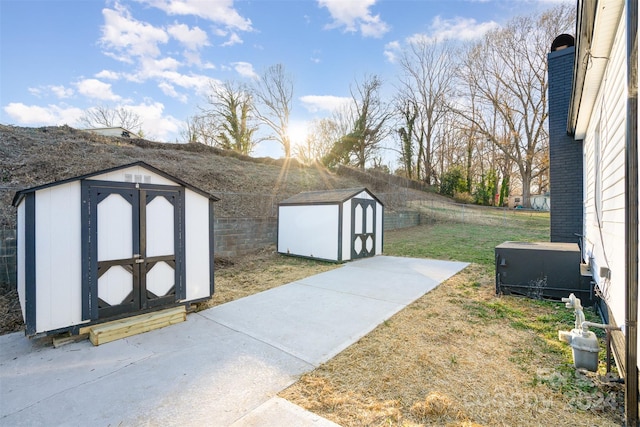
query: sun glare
[{"left": 287, "top": 121, "right": 309, "bottom": 151}]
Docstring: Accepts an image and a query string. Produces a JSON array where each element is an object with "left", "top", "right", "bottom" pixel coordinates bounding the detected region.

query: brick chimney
[{"left": 547, "top": 34, "right": 583, "bottom": 245}]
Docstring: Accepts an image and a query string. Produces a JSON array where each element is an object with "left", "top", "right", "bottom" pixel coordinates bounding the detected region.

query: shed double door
[
  {"left": 351, "top": 198, "right": 376, "bottom": 259},
  {"left": 82, "top": 181, "right": 185, "bottom": 320}
]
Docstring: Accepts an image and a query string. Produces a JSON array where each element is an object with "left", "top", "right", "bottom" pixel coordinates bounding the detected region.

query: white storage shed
[
  {"left": 278, "top": 188, "right": 383, "bottom": 262},
  {"left": 12, "top": 161, "right": 218, "bottom": 336}
]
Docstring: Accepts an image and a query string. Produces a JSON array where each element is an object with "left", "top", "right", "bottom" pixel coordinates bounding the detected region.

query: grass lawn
[{"left": 384, "top": 208, "right": 549, "bottom": 266}]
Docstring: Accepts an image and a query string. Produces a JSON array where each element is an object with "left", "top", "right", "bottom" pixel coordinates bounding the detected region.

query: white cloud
[
  {"left": 50, "top": 85, "right": 74, "bottom": 99},
  {"left": 95, "top": 70, "right": 120, "bottom": 80},
  {"left": 4, "top": 102, "right": 84, "bottom": 126},
  {"left": 318, "top": 0, "right": 389, "bottom": 38},
  {"left": 138, "top": 57, "right": 182, "bottom": 75},
  {"left": 27, "top": 85, "right": 74, "bottom": 99},
  {"left": 383, "top": 40, "right": 400, "bottom": 63},
  {"left": 28, "top": 87, "right": 43, "bottom": 98},
  {"left": 221, "top": 32, "right": 243, "bottom": 47},
  {"left": 126, "top": 101, "right": 183, "bottom": 141},
  {"left": 410, "top": 16, "right": 499, "bottom": 44},
  {"left": 158, "top": 81, "right": 188, "bottom": 103},
  {"left": 232, "top": 62, "right": 258, "bottom": 79},
  {"left": 76, "top": 78, "right": 122, "bottom": 101},
  {"left": 100, "top": 4, "right": 169, "bottom": 61},
  {"left": 153, "top": 70, "right": 214, "bottom": 96},
  {"left": 300, "top": 95, "right": 351, "bottom": 113},
  {"left": 310, "top": 49, "right": 322, "bottom": 63},
  {"left": 136, "top": 0, "right": 252, "bottom": 32},
  {"left": 167, "top": 23, "right": 209, "bottom": 50}
]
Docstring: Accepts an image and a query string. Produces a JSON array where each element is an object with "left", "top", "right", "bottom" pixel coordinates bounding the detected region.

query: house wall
[
  {"left": 582, "top": 17, "right": 628, "bottom": 334},
  {"left": 548, "top": 45, "right": 583, "bottom": 245},
  {"left": 34, "top": 182, "right": 84, "bottom": 333},
  {"left": 278, "top": 204, "right": 340, "bottom": 261}
]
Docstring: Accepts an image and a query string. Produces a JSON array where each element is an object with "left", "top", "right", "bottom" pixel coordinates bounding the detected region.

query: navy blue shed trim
[
  {"left": 337, "top": 202, "right": 343, "bottom": 261},
  {"left": 24, "top": 192, "right": 36, "bottom": 336},
  {"left": 209, "top": 199, "right": 215, "bottom": 296}
]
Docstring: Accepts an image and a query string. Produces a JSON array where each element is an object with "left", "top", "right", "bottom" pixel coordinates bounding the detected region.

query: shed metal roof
[
  {"left": 279, "top": 187, "right": 383, "bottom": 206},
  {"left": 12, "top": 161, "right": 220, "bottom": 206}
]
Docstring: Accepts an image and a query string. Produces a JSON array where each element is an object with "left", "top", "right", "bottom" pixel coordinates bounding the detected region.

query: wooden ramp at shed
[{"left": 80, "top": 306, "right": 186, "bottom": 346}]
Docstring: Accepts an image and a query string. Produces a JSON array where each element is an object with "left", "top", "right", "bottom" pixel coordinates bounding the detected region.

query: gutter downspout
[{"left": 626, "top": 0, "right": 639, "bottom": 424}]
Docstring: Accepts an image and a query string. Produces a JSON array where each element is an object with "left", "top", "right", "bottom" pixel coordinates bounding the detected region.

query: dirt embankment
[{"left": 0, "top": 125, "right": 443, "bottom": 228}]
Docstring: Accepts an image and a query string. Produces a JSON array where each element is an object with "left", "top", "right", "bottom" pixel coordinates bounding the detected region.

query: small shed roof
[
  {"left": 12, "top": 161, "right": 220, "bottom": 206},
  {"left": 279, "top": 187, "right": 383, "bottom": 206}
]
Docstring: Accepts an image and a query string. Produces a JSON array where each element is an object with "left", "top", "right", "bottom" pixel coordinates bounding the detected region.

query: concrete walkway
[{"left": 0, "top": 256, "right": 467, "bottom": 426}]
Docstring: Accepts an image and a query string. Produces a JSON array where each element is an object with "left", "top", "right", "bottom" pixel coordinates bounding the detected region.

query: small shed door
[
  {"left": 351, "top": 198, "right": 376, "bottom": 259},
  {"left": 82, "top": 181, "right": 184, "bottom": 320}
]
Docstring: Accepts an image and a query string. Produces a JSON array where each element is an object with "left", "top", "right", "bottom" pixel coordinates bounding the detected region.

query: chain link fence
[{"left": 0, "top": 229, "right": 16, "bottom": 288}]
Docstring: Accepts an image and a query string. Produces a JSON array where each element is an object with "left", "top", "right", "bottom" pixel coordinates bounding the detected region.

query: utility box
[{"left": 495, "top": 241, "right": 592, "bottom": 303}]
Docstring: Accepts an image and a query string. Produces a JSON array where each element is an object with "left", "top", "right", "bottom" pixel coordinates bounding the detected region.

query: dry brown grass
[{"left": 280, "top": 263, "right": 624, "bottom": 426}]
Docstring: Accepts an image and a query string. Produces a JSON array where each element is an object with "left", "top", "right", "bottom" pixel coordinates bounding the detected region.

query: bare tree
[
  {"left": 396, "top": 99, "right": 419, "bottom": 179},
  {"left": 294, "top": 118, "right": 340, "bottom": 164},
  {"left": 396, "top": 38, "right": 457, "bottom": 184},
  {"left": 181, "top": 114, "right": 218, "bottom": 146},
  {"left": 325, "top": 75, "right": 391, "bottom": 170},
  {"left": 80, "top": 105, "right": 144, "bottom": 135},
  {"left": 254, "top": 64, "right": 294, "bottom": 157},
  {"left": 454, "top": 5, "right": 574, "bottom": 206},
  {"left": 195, "top": 80, "right": 259, "bottom": 154}
]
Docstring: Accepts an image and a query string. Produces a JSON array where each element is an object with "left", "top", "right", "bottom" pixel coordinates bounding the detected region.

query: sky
[{"left": 0, "top": 0, "right": 569, "bottom": 160}]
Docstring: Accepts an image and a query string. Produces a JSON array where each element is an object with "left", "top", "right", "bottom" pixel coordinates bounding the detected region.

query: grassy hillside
[{"left": 0, "top": 125, "right": 439, "bottom": 229}]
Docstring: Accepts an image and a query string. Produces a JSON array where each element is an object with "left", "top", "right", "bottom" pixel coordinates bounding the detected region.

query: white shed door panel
[
  {"left": 365, "top": 204, "right": 374, "bottom": 233},
  {"left": 146, "top": 196, "right": 175, "bottom": 257},
  {"left": 146, "top": 261, "right": 175, "bottom": 297},
  {"left": 97, "top": 193, "right": 133, "bottom": 261},
  {"left": 98, "top": 265, "right": 134, "bottom": 306}
]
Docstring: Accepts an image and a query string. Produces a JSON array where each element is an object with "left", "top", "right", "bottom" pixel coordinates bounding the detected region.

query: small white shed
[
  {"left": 12, "top": 161, "right": 218, "bottom": 336},
  {"left": 278, "top": 188, "right": 383, "bottom": 262}
]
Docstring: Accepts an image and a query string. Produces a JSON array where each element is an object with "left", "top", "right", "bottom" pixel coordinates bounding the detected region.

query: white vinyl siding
[{"left": 582, "top": 17, "right": 627, "bottom": 329}]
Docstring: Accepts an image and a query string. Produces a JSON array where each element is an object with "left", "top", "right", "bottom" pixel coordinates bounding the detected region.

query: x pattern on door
[
  {"left": 82, "top": 181, "right": 185, "bottom": 320},
  {"left": 351, "top": 198, "right": 376, "bottom": 259}
]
